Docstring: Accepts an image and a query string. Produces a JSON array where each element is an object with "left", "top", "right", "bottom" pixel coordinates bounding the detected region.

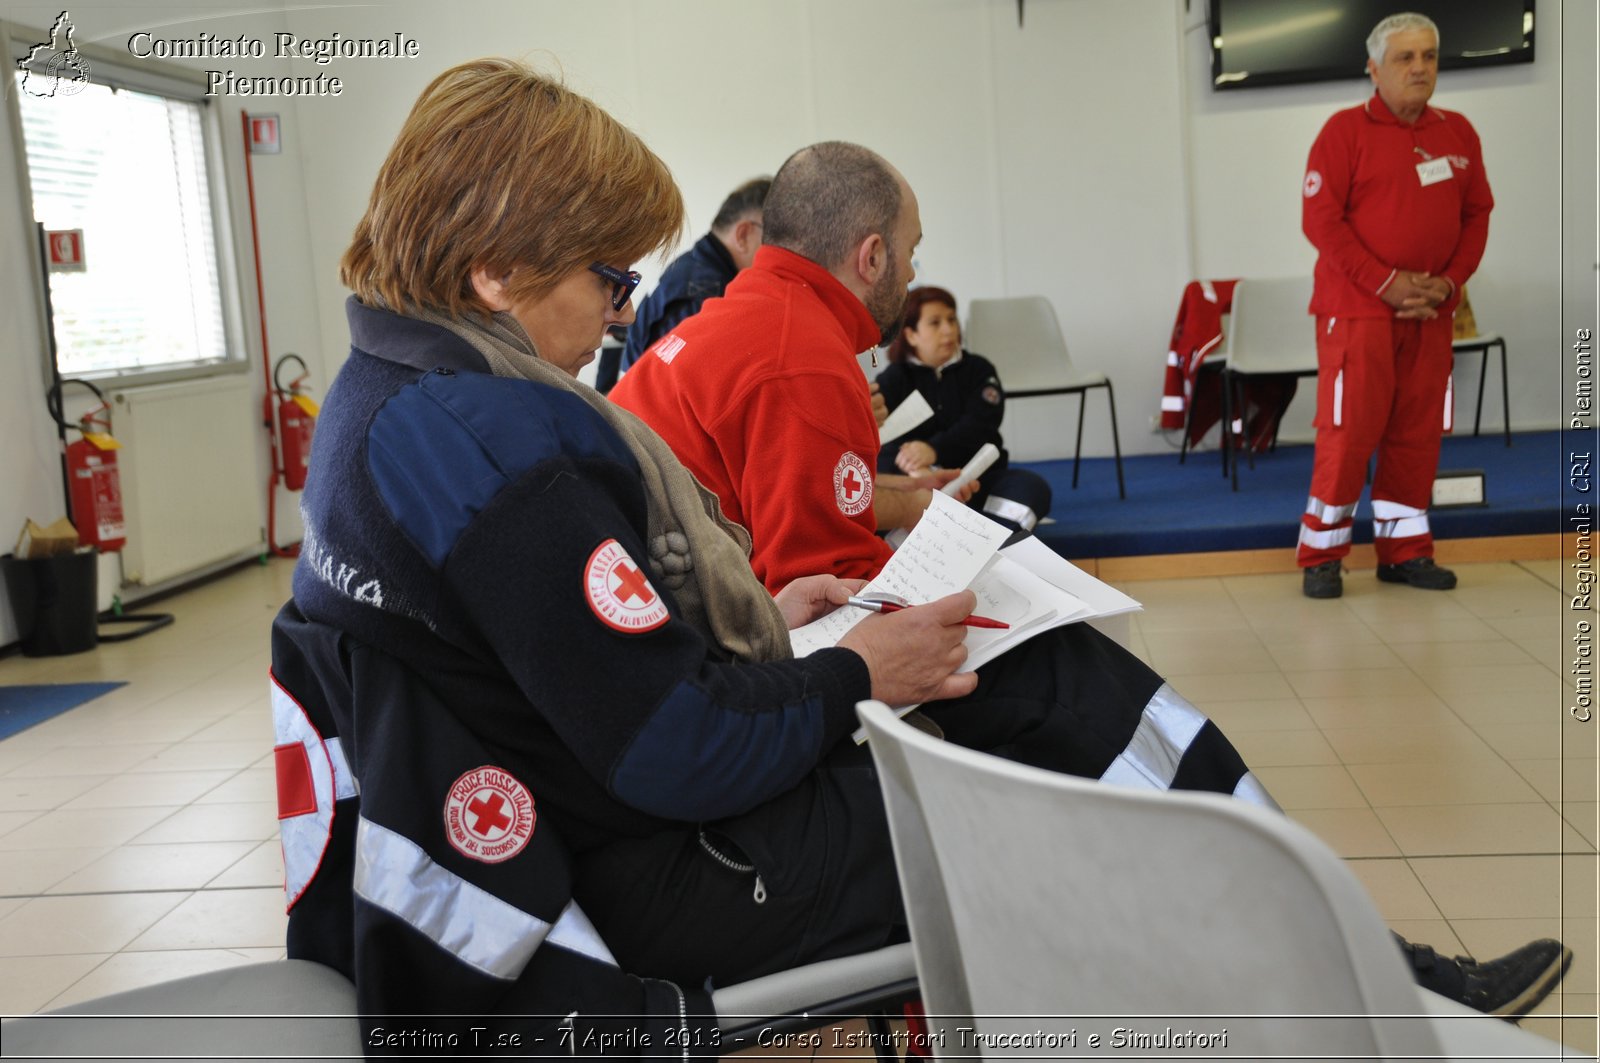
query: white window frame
[{"left": 5, "top": 20, "right": 250, "bottom": 388}]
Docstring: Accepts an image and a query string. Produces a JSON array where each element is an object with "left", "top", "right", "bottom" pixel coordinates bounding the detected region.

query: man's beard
[{"left": 866, "top": 262, "right": 909, "bottom": 345}]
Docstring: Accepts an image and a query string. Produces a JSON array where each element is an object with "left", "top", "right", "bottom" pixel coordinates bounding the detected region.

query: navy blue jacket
[
  {"left": 621, "top": 233, "right": 738, "bottom": 370},
  {"left": 875, "top": 350, "right": 1010, "bottom": 476}
]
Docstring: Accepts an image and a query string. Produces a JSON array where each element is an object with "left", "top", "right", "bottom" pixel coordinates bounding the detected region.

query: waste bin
[{"left": 1, "top": 550, "right": 99, "bottom": 656}]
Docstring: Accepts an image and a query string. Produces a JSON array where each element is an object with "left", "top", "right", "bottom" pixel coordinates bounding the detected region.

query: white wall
[{"left": 1, "top": 0, "right": 1594, "bottom": 645}]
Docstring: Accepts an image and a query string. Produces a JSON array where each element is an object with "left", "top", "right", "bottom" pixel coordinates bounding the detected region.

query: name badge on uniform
[{"left": 1416, "top": 157, "right": 1453, "bottom": 186}]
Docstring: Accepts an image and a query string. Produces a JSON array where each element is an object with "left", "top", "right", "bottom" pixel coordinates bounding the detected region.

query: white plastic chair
[
  {"left": 965, "top": 296, "right": 1126, "bottom": 499},
  {"left": 855, "top": 699, "right": 1573, "bottom": 1060},
  {"left": 1217, "top": 276, "right": 1319, "bottom": 491}
]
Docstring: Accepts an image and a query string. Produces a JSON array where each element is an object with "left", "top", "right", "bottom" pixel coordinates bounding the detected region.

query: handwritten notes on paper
[{"left": 789, "top": 492, "right": 1012, "bottom": 658}]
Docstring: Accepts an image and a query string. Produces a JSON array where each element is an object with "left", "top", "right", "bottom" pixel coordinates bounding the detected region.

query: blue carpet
[
  {"left": 0, "top": 683, "right": 125, "bottom": 741},
  {"left": 1024, "top": 430, "right": 1562, "bottom": 558}
]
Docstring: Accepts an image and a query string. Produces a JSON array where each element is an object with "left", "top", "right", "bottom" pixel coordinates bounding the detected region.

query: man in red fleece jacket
[
  {"left": 612, "top": 142, "right": 931, "bottom": 592},
  {"left": 1298, "top": 11, "right": 1494, "bottom": 599}
]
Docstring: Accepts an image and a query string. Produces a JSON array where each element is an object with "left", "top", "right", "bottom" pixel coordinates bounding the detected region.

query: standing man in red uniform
[{"left": 1298, "top": 12, "right": 1493, "bottom": 599}]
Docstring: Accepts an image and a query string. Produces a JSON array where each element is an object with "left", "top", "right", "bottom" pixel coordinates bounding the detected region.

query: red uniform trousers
[{"left": 1297, "top": 315, "right": 1455, "bottom": 568}]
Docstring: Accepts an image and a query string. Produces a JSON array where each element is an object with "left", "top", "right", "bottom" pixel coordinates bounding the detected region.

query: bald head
[{"left": 763, "top": 142, "right": 904, "bottom": 271}]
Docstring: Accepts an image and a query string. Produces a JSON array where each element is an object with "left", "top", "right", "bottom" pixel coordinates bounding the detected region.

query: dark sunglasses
[{"left": 589, "top": 262, "right": 642, "bottom": 311}]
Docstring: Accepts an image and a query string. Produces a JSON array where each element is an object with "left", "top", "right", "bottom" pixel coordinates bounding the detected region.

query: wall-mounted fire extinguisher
[
  {"left": 272, "top": 354, "right": 318, "bottom": 492},
  {"left": 47, "top": 378, "right": 127, "bottom": 553}
]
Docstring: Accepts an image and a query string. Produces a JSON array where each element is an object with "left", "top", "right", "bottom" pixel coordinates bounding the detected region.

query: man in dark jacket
[{"left": 593, "top": 177, "right": 769, "bottom": 392}]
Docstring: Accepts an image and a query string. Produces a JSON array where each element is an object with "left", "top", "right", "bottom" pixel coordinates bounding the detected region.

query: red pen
[{"left": 846, "top": 595, "right": 1010, "bottom": 630}]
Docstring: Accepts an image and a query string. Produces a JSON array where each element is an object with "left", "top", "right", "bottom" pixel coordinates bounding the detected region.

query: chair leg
[
  {"left": 1473, "top": 344, "right": 1487, "bottom": 437},
  {"left": 1497, "top": 338, "right": 1511, "bottom": 447},
  {"left": 865, "top": 1011, "right": 900, "bottom": 1063},
  {"left": 1218, "top": 372, "right": 1232, "bottom": 480},
  {"left": 1071, "top": 391, "right": 1087, "bottom": 489},
  {"left": 1104, "top": 380, "right": 1126, "bottom": 500},
  {"left": 1221, "top": 370, "right": 1239, "bottom": 492}
]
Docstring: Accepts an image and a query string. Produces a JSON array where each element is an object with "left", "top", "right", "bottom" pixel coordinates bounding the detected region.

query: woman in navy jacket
[{"left": 876, "top": 286, "right": 1052, "bottom": 532}]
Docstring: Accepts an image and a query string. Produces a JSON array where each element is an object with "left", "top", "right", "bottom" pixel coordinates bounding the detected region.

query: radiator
[{"left": 109, "top": 374, "right": 263, "bottom": 587}]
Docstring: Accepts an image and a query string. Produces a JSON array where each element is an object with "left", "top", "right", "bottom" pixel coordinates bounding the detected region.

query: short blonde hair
[{"left": 341, "top": 59, "right": 684, "bottom": 317}]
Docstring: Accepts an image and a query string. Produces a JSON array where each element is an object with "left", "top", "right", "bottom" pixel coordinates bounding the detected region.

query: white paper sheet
[{"left": 877, "top": 390, "right": 935, "bottom": 446}]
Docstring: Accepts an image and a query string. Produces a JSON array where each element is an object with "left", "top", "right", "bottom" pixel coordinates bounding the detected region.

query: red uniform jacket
[
  {"left": 1303, "top": 92, "right": 1493, "bottom": 318},
  {"left": 611, "top": 246, "right": 890, "bottom": 593}
]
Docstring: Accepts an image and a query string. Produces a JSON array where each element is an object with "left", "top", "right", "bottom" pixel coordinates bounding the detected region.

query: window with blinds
[{"left": 15, "top": 74, "right": 234, "bottom": 377}]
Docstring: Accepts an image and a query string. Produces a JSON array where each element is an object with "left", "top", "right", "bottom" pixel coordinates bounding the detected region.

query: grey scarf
[{"left": 414, "top": 307, "right": 792, "bottom": 664}]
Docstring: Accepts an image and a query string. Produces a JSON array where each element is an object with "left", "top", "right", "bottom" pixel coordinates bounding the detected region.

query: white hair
[{"left": 1367, "top": 12, "right": 1440, "bottom": 64}]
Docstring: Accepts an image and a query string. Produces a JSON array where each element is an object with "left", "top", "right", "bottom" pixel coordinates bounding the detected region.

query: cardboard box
[{"left": 14, "top": 517, "right": 79, "bottom": 559}]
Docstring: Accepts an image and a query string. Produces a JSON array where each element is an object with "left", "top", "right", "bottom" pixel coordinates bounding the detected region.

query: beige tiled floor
[{"left": 0, "top": 557, "right": 1594, "bottom": 1052}]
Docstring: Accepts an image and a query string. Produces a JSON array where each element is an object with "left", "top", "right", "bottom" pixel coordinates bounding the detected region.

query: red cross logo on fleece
[
  {"left": 833, "top": 451, "right": 873, "bottom": 516},
  {"left": 444, "top": 766, "right": 536, "bottom": 864},
  {"left": 584, "top": 539, "right": 671, "bottom": 633}
]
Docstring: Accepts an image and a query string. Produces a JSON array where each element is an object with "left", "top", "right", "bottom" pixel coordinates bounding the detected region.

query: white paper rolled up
[{"left": 941, "top": 442, "right": 1000, "bottom": 495}]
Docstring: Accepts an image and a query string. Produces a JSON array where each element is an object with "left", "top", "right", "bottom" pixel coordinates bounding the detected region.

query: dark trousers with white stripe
[
  {"left": 572, "top": 623, "right": 1268, "bottom": 988},
  {"left": 1299, "top": 315, "right": 1455, "bottom": 568}
]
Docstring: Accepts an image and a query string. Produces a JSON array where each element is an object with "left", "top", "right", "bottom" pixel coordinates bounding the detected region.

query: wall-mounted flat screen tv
[{"left": 1209, "top": 0, "right": 1535, "bottom": 90}]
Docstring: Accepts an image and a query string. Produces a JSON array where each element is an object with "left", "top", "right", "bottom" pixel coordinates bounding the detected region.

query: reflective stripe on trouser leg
[
  {"left": 1099, "top": 683, "right": 1280, "bottom": 810},
  {"left": 1305, "top": 495, "right": 1357, "bottom": 525},
  {"left": 981, "top": 494, "right": 1038, "bottom": 531},
  {"left": 1298, "top": 494, "right": 1355, "bottom": 567},
  {"left": 1372, "top": 498, "right": 1432, "bottom": 565}
]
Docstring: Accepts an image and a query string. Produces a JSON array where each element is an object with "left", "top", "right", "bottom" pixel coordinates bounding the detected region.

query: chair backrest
[
  {"left": 964, "top": 295, "right": 1086, "bottom": 392},
  {"left": 856, "top": 700, "right": 1440, "bottom": 1058},
  {"left": 1224, "top": 277, "right": 1319, "bottom": 375}
]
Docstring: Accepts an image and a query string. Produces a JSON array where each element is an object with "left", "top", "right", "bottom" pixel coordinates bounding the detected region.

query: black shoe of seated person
[
  {"left": 1397, "top": 934, "right": 1572, "bottom": 1020},
  {"left": 1376, "top": 557, "right": 1458, "bottom": 590},
  {"left": 1302, "top": 561, "right": 1342, "bottom": 599}
]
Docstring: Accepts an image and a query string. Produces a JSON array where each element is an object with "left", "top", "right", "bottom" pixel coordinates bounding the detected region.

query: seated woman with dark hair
[{"left": 877, "top": 285, "right": 1053, "bottom": 533}]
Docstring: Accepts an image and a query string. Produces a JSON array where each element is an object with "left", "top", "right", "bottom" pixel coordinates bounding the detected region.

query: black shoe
[
  {"left": 1376, "top": 557, "right": 1457, "bottom": 590},
  {"left": 1302, "top": 560, "right": 1343, "bottom": 599},
  {"left": 1399, "top": 936, "right": 1572, "bottom": 1019}
]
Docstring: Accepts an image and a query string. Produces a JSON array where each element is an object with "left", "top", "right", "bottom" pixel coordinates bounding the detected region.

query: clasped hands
[{"left": 1382, "top": 271, "right": 1452, "bottom": 320}]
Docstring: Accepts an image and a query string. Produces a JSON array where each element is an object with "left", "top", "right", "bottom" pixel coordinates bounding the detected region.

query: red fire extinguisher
[
  {"left": 49, "top": 379, "right": 127, "bottom": 553},
  {"left": 273, "top": 354, "right": 318, "bottom": 492}
]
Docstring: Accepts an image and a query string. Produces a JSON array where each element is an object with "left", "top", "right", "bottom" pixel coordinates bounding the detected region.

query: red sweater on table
[
  {"left": 1303, "top": 92, "right": 1493, "bottom": 318},
  {"left": 610, "top": 246, "right": 890, "bottom": 593}
]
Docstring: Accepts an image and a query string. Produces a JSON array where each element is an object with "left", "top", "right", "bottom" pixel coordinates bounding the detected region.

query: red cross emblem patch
[
  {"left": 443, "top": 766, "right": 536, "bottom": 864},
  {"left": 833, "top": 451, "right": 873, "bottom": 516},
  {"left": 584, "top": 539, "right": 671, "bottom": 633}
]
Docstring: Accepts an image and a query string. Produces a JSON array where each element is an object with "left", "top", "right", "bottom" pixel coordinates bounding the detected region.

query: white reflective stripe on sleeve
[
  {"left": 981, "top": 494, "right": 1039, "bottom": 531},
  {"left": 1333, "top": 368, "right": 1344, "bottom": 427},
  {"left": 1233, "top": 772, "right": 1282, "bottom": 811},
  {"left": 1231, "top": 418, "right": 1244, "bottom": 435},
  {"left": 1305, "top": 496, "right": 1357, "bottom": 525},
  {"left": 1375, "top": 515, "right": 1430, "bottom": 540},
  {"left": 1371, "top": 499, "right": 1425, "bottom": 520},
  {"left": 324, "top": 737, "right": 358, "bottom": 800},
  {"left": 1201, "top": 281, "right": 1218, "bottom": 303},
  {"left": 271, "top": 679, "right": 336, "bottom": 909},
  {"left": 1099, "top": 684, "right": 1207, "bottom": 791},
  {"left": 1299, "top": 525, "right": 1353, "bottom": 550},
  {"left": 545, "top": 899, "right": 617, "bottom": 967},
  {"left": 1166, "top": 351, "right": 1181, "bottom": 368},
  {"left": 1442, "top": 375, "right": 1454, "bottom": 432},
  {"left": 1161, "top": 395, "right": 1185, "bottom": 412},
  {"left": 354, "top": 816, "right": 553, "bottom": 981}
]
